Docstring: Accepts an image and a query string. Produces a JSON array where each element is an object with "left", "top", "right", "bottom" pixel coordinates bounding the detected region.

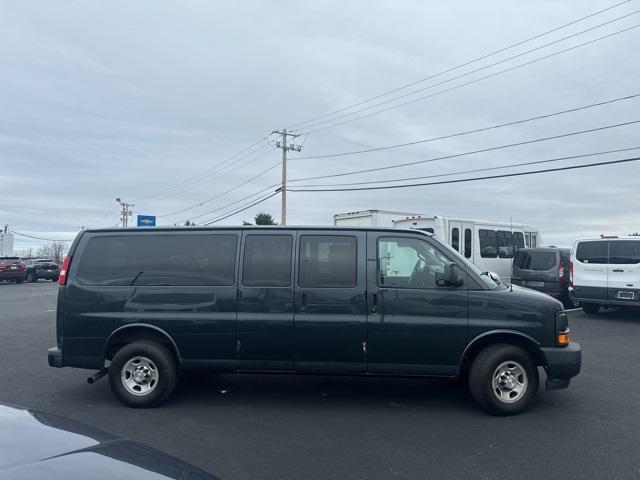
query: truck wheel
[
  {"left": 109, "top": 341, "right": 178, "bottom": 408},
  {"left": 582, "top": 303, "right": 600, "bottom": 315},
  {"left": 469, "top": 344, "right": 539, "bottom": 416},
  {"left": 15, "top": 279, "right": 24, "bottom": 284}
]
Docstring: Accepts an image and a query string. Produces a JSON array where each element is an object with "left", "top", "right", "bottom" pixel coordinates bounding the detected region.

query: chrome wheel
[
  {"left": 121, "top": 356, "right": 159, "bottom": 396},
  {"left": 491, "top": 361, "right": 527, "bottom": 404}
]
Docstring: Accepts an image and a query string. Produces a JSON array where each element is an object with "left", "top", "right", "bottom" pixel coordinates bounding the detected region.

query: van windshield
[{"left": 434, "top": 236, "right": 501, "bottom": 289}]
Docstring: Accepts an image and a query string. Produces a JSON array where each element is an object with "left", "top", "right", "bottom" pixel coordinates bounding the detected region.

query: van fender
[
  {"left": 457, "top": 329, "right": 543, "bottom": 376},
  {"left": 103, "top": 323, "right": 182, "bottom": 362}
]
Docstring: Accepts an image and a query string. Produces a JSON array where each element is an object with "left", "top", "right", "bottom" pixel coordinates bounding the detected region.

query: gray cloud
[{"left": 1, "top": 0, "right": 638, "bottom": 252}]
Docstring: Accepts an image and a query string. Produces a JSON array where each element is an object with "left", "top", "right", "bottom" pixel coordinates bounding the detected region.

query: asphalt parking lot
[{"left": 1, "top": 281, "right": 639, "bottom": 480}]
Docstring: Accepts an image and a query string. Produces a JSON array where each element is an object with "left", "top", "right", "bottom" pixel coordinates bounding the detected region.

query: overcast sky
[{"left": 1, "top": 0, "right": 638, "bottom": 252}]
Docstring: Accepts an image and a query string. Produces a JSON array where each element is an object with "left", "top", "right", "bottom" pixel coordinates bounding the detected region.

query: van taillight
[
  {"left": 558, "top": 261, "right": 565, "bottom": 280},
  {"left": 59, "top": 256, "right": 72, "bottom": 285},
  {"left": 569, "top": 261, "right": 574, "bottom": 287}
]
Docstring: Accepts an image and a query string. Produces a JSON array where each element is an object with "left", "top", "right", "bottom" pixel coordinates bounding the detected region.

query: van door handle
[
  {"left": 612, "top": 269, "right": 624, "bottom": 272},
  {"left": 370, "top": 293, "right": 377, "bottom": 314},
  {"left": 300, "top": 293, "right": 307, "bottom": 312}
]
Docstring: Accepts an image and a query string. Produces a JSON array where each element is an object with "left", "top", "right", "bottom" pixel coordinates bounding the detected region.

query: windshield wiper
[{"left": 130, "top": 271, "right": 144, "bottom": 286}]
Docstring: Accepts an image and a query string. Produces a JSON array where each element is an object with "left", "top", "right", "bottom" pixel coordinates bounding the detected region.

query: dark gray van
[
  {"left": 511, "top": 248, "right": 573, "bottom": 308},
  {"left": 48, "top": 226, "right": 581, "bottom": 415}
]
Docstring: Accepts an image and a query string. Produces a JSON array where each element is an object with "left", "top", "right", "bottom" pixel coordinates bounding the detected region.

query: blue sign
[{"left": 137, "top": 215, "right": 156, "bottom": 227}]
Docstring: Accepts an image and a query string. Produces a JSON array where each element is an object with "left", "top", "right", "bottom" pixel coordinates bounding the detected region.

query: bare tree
[{"left": 36, "top": 241, "right": 67, "bottom": 264}]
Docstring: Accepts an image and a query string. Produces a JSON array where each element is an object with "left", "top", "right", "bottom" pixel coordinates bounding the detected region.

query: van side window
[
  {"left": 575, "top": 241, "right": 608, "bottom": 264},
  {"left": 513, "top": 232, "right": 525, "bottom": 251},
  {"left": 242, "top": 235, "right": 292, "bottom": 287},
  {"left": 451, "top": 228, "right": 459, "bottom": 252},
  {"left": 377, "top": 237, "right": 449, "bottom": 289},
  {"left": 76, "top": 234, "right": 237, "bottom": 286},
  {"left": 497, "top": 230, "right": 514, "bottom": 258},
  {"left": 299, "top": 236, "right": 357, "bottom": 288},
  {"left": 609, "top": 241, "right": 640, "bottom": 264},
  {"left": 464, "top": 228, "right": 472, "bottom": 259},
  {"left": 531, "top": 234, "right": 538, "bottom": 248},
  {"left": 479, "top": 229, "right": 498, "bottom": 258}
]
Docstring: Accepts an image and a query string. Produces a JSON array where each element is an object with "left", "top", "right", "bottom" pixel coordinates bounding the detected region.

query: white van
[
  {"left": 570, "top": 236, "right": 640, "bottom": 314},
  {"left": 392, "top": 216, "right": 541, "bottom": 282}
]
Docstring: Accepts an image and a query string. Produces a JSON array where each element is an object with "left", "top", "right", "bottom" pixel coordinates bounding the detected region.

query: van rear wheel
[
  {"left": 582, "top": 303, "right": 600, "bottom": 315},
  {"left": 468, "top": 344, "right": 539, "bottom": 416},
  {"left": 109, "top": 341, "right": 178, "bottom": 408}
]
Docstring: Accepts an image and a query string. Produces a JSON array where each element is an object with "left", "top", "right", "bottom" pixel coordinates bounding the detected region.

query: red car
[{"left": 0, "top": 256, "right": 27, "bottom": 283}]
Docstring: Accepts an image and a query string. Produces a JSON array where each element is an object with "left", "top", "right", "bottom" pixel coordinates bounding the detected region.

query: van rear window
[
  {"left": 575, "top": 241, "right": 608, "bottom": 264},
  {"left": 609, "top": 241, "right": 640, "bottom": 264},
  {"left": 76, "top": 234, "right": 238, "bottom": 286},
  {"left": 514, "top": 251, "right": 556, "bottom": 271}
]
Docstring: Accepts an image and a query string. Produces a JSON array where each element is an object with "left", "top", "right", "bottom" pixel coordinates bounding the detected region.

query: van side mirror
[{"left": 437, "top": 262, "right": 464, "bottom": 287}]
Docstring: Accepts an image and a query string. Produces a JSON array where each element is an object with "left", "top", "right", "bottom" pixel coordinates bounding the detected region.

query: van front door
[
  {"left": 237, "top": 232, "right": 295, "bottom": 371},
  {"left": 366, "top": 233, "right": 469, "bottom": 375},
  {"left": 607, "top": 240, "right": 640, "bottom": 302},
  {"left": 294, "top": 231, "right": 367, "bottom": 373}
]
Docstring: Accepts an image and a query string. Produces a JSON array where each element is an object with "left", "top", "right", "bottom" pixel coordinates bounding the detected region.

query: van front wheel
[
  {"left": 109, "top": 341, "right": 178, "bottom": 408},
  {"left": 468, "top": 344, "right": 539, "bottom": 416}
]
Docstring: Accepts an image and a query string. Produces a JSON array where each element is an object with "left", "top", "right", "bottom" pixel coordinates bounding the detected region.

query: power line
[
  {"left": 291, "top": 146, "right": 640, "bottom": 188},
  {"left": 303, "top": 24, "right": 640, "bottom": 135},
  {"left": 10, "top": 231, "right": 74, "bottom": 242},
  {"left": 287, "top": 156, "right": 640, "bottom": 192},
  {"left": 290, "top": 93, "right": 640, "bottom": 161},
  {"left": 300, "top": 13, "right": 639, "bottom": 133},
  {"left": 156, "top": 150, "right": 278, "bottom": 218},
  {"left": 200, "top": 191, "right": 281, "bottom": 226},
  {"left": 178, "top": 183, "right": 280, "bottom": 224},
  {"left": 288, "top": 0, "right": 632, "bottom": 130},
  {"left": 289, "top": 119, "right": 640, "bottom": 182},
  {"left": 131, "top": 135, "right": 273, "bottom": 203}
]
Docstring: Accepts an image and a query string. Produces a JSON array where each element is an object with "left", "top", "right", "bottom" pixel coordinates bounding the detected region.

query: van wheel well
[
  {"left": 459, "top": 334, "right": 543, "bottom": 377},
  {"left": 104, "top": 327, "right": 179, "bottom": 364}
]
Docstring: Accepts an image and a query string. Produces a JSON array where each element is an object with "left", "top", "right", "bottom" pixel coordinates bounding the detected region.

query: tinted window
[
  {"left": 464, "top": 228, "right": 472, "bottom": 259},
  {"left": 451, "top": 228, "right": 459, "bottom": 252},
  {"left": 531, "top": 234, "right": 538, "bottom": 248},
  {"left": 242, "top": 235, "right": 292, "bottom": 287},
  {"left": 575, "top": 241, "right": 608, "bottom": 264},
  {"left": 479, "top": 229, "right": 498, "bottom": 258},
  {"left": 609, "top": 241, "right": 640, "bottom": 264},
  {"left": 76, "top": 234, "right": 237, "bottom": 286},
  {"left": 497, "top": 230, "right": 514, "bottom": 258},
  {"left": 378, "top": 237, "right": 451, "bottom": 289},
  {"left": 513, "top": 232, "right": 525, "bottom": 251},
  {"left": 514, "top": 251, "right": 557, "bottom": 271},
  {"left": 299, "top": 235, "right": 356, "bottom": 288}
]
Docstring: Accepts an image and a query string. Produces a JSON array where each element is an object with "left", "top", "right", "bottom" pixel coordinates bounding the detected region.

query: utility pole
[
  {"left": 116, "top": 198, "right": 134, "bottom": 227},
  {"left": 272, "top": 129, "right": 302, "bottom": 225}
]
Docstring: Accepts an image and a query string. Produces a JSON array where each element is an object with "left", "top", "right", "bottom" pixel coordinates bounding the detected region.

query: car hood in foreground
[{"left": 0, "top": 403, "right": 216, "bottom": 480}]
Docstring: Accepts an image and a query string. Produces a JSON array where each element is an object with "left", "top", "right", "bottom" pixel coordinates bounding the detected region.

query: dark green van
[{"left": 48, "top": 226, "right": 581, "bottom": 415}]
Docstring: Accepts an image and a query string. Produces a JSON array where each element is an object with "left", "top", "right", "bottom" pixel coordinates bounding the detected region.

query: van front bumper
[
  {"left": 541, "top": 342, "right": 581, "bottom": 389},
  {"left": 48, "top": 347, "right": 64, "bottom": 368}
]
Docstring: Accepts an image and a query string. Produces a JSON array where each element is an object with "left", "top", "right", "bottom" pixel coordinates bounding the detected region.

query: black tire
[
  {"left": 26, "top": 272, "right": 36, "bottom": 283},
  {"left": 109, "top": 341, "right": 178, "bottom": 408},
  {"left": 15, "top": 278, "right": 24, "bottom": 284},
  {"left": 468, "top": 344, "right": 539, "bottom": 416},
  {"left": 51, "top": 277, "right": 58, "bottom": 282},
  {"left": 582, "top": 303, "right": 600, "bottom": 315},
  {"left": 560, "top": 295, "right": 575, "bottom": 309}
]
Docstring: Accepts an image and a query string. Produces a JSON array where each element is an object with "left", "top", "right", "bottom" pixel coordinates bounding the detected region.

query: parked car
[
  {"left": 570, "top": 236, "right": 640, "bottom": 314},
  {"left": 25, "top": 259, "right": 60, "bottom": 282},
  {"left": 48, "top": 226, "right": 581, "bottom": 416},
  {"left": 0, "top": 256, "right": 27, "bottom": 283},
  {"left": 511, "top": 247, "right": 573, "bottom": 308},
  {"left": 0, "top": 402, "right": 217, "bottom": 479}
]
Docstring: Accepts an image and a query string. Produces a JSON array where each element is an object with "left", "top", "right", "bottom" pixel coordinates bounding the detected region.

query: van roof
[
  {"left": 82, "top": 225, "right": 434, "bottom": 235},
  {"left": 574, "top": 236, "right": 640, "bottom": 243}
]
